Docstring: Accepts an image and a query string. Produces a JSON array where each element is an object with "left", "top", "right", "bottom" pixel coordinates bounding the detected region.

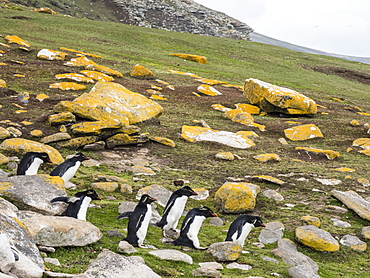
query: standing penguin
[
  {"left": 50, "top": 189, "right": 101, "bottom": 221},
  {"left": 50, "top": 153, "right": 90, "bottom": 183},
  {"left": 173, "top": 206, "right": 218, "bottom": 249},
  {"left": 157, "top": 186, "right": 198, "bottom": 236},
  {"left": 117, "top": 194, "right": 157, "bottom": 248},
  {"left": 225, "top": 214, "right": 266, "bottom": 247},
  {"left": 17, "top": 152, "right": 52, "bottom": 175}
]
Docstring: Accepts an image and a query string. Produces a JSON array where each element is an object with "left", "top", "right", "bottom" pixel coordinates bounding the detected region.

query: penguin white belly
[
  {"left": 24, "top": 158, "right": 43, "bottom": 175},
  {"left": 186, "top": 215, "right": 206, "bottom": 249},
  {"left": 76, "top": 197, "right": 92, "bottom": 221},
  {"left": 232, "top": 223, "right": 254, "bottom": 247},
  {"left": 164, "top": 196, "right": 188, "bottom": 230},
  {"left": 137, "top": 205, "right": 152, "bottom": 245},
  {"left": 61, "top": 162, "right": 81, "bottom": 183}
]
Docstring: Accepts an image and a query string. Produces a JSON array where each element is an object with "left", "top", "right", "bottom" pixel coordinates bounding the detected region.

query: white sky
[{"left": 193, "top": 0, "right": 370, "bottom": 57}]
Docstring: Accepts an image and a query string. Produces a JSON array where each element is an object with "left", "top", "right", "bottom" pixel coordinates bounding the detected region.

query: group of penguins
[{"left": 16, "top": 151, "right": 266, "bottom": 250}]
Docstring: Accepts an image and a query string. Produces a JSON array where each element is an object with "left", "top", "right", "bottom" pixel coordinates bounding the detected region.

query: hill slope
[{"left": 1, "top": 4, "right": 370, "bottom": 278}]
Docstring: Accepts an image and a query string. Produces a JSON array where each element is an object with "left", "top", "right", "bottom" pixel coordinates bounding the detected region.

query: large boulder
[
  {"left": 0, "top": 175, "right": 66, "bottom": 215},
  {"left": 295, "top": 225, "right": 339, "bottom": 252},
  {"left": 0, "top": 138, "right": 64, "bottom": 164},
  {"left": 244, "top": 78, "right": 317, "bottom": 115},
  {"left": 214, "top": 182, "right": 260, "bottom": 213},
  {"left": 17, "top": 211, "right": 102, "bottom": 247},
  {"left": 54, "top": 82, "right": 163, "bottom": 124}
]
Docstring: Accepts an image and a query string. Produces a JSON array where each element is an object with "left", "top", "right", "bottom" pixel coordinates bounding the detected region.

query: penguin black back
[
  {"left": 50, "top": 152, "right": 90, "bottom": 183},
  {"left": 51, "top": 189, "right": 101, "bottom": 220},
  {"left": 225, "top": 215, "right": 265, "bottom": 247},
  {"left": 17, "top": 152, "right": 52, "bottom": 175},
  {"left": 173, "top": 206, "right": 217, "bottom": 249},
  {"left": 117, "top": 194, "right": 157, "bottom": 247},
  {"left": 157, "top": 186, "right": 198, "bottom": 230}
]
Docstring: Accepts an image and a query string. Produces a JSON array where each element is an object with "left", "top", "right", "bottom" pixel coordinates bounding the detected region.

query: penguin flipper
[
  {"left": 50, "top": 197, "right": 69, "bottom": 203},
  {"left": 116, "top": 211, "right": 133, "bottom": 220}
]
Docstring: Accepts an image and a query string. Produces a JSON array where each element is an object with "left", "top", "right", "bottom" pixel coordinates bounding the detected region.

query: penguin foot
[
  {"left": 196, "top": 247, "right": 208, "bottom": 250},
  {"left": 138, "top": 244, "right": 148, "bottom": 248}
]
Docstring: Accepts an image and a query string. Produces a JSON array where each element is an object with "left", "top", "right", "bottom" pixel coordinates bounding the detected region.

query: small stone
[
  {"left": 361, "top": 227, "right": 370, "bottom": 239},
  {"left": 120, "top": 184, "right": 133, "bottom": 194},
  {"left": 215, "top": 151, "right": 235, "bottom": 160},
  {"left": 44, "top": 257, "right": 60, "bottom": 266},
  {"left": 198, "top": 262, "right": 223, "bottom": 270},
  {"left": 209, "top": 217, "right": 224, "bottom": 226},
  {"left": 331, "top": 218, "right": 351, "bottom": 228},
  {"left": 191, "top": 267, "right": 221, "bottom": 278},
  {"left": 117, "top": 240, "right": 138, "bottom": 254},
  {"left": 226, "top": 262, "right": 252, "bottom": 271},
  {"left": 340, "top": 235, "right": 367, "bottom": 252},
  {"left": 300, "top": 216, "right": 321, "bottom": 227}
]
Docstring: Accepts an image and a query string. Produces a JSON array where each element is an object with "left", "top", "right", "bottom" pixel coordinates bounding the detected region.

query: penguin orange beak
[
  {"left": 96, "top": 197, "right": 102, "bottom": 200},
  {"left": 212, "top": 213, "right": 218, "bottom": 217},
  {"left": 153, "top": 198, "right": 158, "bottom": 201},
  {"left": 193, "top": 192, "right": 198, "bottom": 195},
  {"left": 261, "top": 223, "right": 266, "bottom": 227}
]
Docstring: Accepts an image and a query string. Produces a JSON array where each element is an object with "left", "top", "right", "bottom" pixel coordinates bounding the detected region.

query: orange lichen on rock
[
  {"left": 5, "top": 35, "right": 31, "bottom": 47},
  {"left": 197, "top": 84, "right": 222, "bottom": 96},
  {"left": 55, "top": 73, "right": 95, "bottom": 83},
  {"left": 284, "top": 124, "right": 323, "bottom": 141},
  {"left": 37, "top": 49, "right": 67, "bottom": 61},
  {"left": 0, "top": 79, "right": 6, "bottom": 88},
  {"left": 49, "top": 82, "right": 87, "bottom": 91},
  {"left": 130, "top": 64, "right": 155, "bottom": 78},
  {"left": 244, "top": 78, "right": 317, "bottom": 115},
  {"left": 295, "top": 146, "right": 340, "bottom": 160},
  {"left": 59, "top": 47, "right": 102, "bottom": 58},
  {"left": 80, "top": 70, "right": 115, "bottom": 82},
  {"left": 169, "top": 53, "right": 207, "bottom": 64}
]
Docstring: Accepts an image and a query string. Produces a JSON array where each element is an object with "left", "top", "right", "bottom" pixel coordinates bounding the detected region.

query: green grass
[{"left": 1, "top": 3, "right": 370, "bottom": 278}]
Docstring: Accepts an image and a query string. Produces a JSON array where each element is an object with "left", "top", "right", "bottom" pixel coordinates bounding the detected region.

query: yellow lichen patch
[
  {"left": 14, "top": 74, "right": 25, "bottom": 78},
  {"left": 252, "top": 175, "right": 285, "bottom": 185},
  {"left": 244, "top": 78, "right": 317, "bottom": 115},
  {"left": 37, "top": 49, "right": 67, "bottom": 61},
  {"left": 36, "top": 94, "right": 49, "bottom": 101},
  {"left": 192, "top": 92, "right": 201, "bottom": 97},
  {"left": 224, "top": 109, "right": 254, "bottom": 126},
  {"left": 358, "top": 112, "right": 370, "bottom": 116},
  {"left": 49, "top": 112, "right": 76, "bottom": 125},
  {"left": 41, "top": 174, "right": 66, "bottom": 191},
  {"left": 214, "top": 182, "right": 260, "bottom": 213},
  {"left": 300, "top": 216, "right": 321, "bottom": 227},
  {"left": 80, "top": 70, "right": 115, "bottom": 82},
  {"left": 33, "top": 7, "right": 57, "bottom": 14},
  {"left": 332, "top": 97, "right": 344, "bottom": 102},
  {"left": 235, "top": 130, "right": 259, "bottom": 139},
  {"left": 71, "top": 120, "right": 124, "bottom": 135},
  {"left": 0, "top": 79, "right": 6, "bottom": 88},
  {"left": 295, "top": 147, "right": 340, "bottom": 160},
  {"left": 86, "top": 63, "right": 123, "bottom": 77},
  {"left": 59, "top": 47, "right": 102, "bottom": 58},
  {"left": 0, "top": 138, "right": 63, "bottom": 164},
  {"left": 11, "top": 60, "right": 24, "bottom": 65},
  {"left": 222, "top": 83, "right": 244, "bottom": 91},
  {"left": 358, "top": 178, "right": 370, "bottom": 186},
  {"left": 5, "top": 35, "right": 31, "bottom": 47},
  {"left": 0, "top": 63, "right": 6, "bottom": 66},
  {"left": 167, "top": 69, "right": 201, "bottom": 78},
  {"left": 55, "top": 73, "right": 95, "bottom": 83},
  {"left": 211, "top": 104, "right": 230, "bottom": 112},
  {"left": 64, "top": 56, "right": 95, "bottom": 67},
  {"left": 155, "top": 79, "right": 169, "bottom": 85},
  {"left": 195, "top": 78, "right": 227, "bottom": 85},
  {"left": 215, "top": 152, "right": 235, "bottom": 160},
  {"left": 333, "top": 167, "right": 355, "bottom": 172},
  {"left": 278, "top": 138, "right": 289, "bottom": 145},
  {"left": 234, "top": 103, "right": 260, "bottom": 115},
  {"left": 285, "top": 120, "right": 301, "bottom": 124},
  {"left": 0, "top": 153, "right": 9, "bottom": 165},
  {"left": 169, "top": 53, "right": 207, "bottom": 64},
  {"left": 284, "top": 124, "right": 323, "bottom": 141},
  {"left": 296, "top": 226, "right": 339, "bottom": 252},
  {"left": 130, "top": 64, "right": 155, "bottom": 78},
  {"left": 149, "top": 136, "right": 176, "bottom": 147},
  {"left": 254, "top": 153, "right": 281, "bottom": 162},
  {"left": 350, "top": 120, "right": 361, "bottom": 126},
  {"left": 30, "top": 130, "right": 43, "bottom": 137},
  {"left": 91, "top": 182, "right": 119, "bottom": 192},
  {"left": 21, "top": 121, "right": 33, "bottom": 125},
  {"left": 352, "top": 138, "right": 370, "bottom": 149},
  {"left": 197, "top": 84, "right": 222, "bottom": 96},
  {"left": 15, "top": 110, "right": 27, "bottom": 114},
  {"left": 49, "top": 82, "right": 87, "bottom": 91},
  {"left": 0, "top": 42, "right": 10, "bottom": 47},
  {"left": 150, "top": 85, "right": 163, "bottom": 91}
]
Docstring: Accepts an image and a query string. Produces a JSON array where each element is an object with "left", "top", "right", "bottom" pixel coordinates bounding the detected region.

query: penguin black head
[
  {"left": 74, "top": 152, "right": 90, "bottom": 161},
  {"left": 75, "top": 189, "right": 101, "bottom": 200},
  {"left": 139, "top": 194, "right": 157, "bottom": 205},
  {"left": 251, "top": 216, "right": 266, "bottom": 228},
  {"left": 177, "top": 186, "right": 198, "bottom": 197},
  {"left": 36, "top": 152, "right": 52, "bottom": 163},
  {"left": 195, "top": 206, "right": 218, "bottom": 218}
]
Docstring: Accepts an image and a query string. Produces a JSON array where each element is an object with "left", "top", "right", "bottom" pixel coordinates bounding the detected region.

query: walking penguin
[
  {"left": 173, "top": 206, "right": 218, "bottom": 249},
  {"left": 225, "top": 214, "right": 266, "bottom": 247},
  {"left": 157, "top": 186, "right": 198, "bottom": 236},
  {"left": 117, "top": 194, "right": 157, "bottom": 248},
  {"left": 17, "top": 152, "right": 52, "bottom": 175},
  {"left": 50, "top": 153, "right": 90, "bottom": 183},
  {"left": 50, "top": 189, "right": 101, "bottom": 221}
]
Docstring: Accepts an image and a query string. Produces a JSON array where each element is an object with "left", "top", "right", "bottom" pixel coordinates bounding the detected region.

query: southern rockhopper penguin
[{"left": 17, "top": 151, "right": 52, "bottom": 175}]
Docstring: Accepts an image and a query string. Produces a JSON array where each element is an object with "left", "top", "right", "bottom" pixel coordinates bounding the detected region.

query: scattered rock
[
  {"left": 149, "top": 249, "right": 193, "bottom": 264},
  {"left": 340, "top": 235, "right": 367, "bottom": 251},
  {"left": 207, "top": 242, "right": 242, "bottom": 261},
  {"left": 331, "top": 190, "right": 370, "bottom": 221},
  {"left": 295, "top": 225, "right": 339, "bottom": 252},
  {"left": 259, "top": 221, "right": 285, "bottom": 244}
]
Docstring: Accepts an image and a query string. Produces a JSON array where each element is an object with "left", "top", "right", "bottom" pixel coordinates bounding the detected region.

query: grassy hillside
[{"left": 1, "top": 4, "right": 370, "bottom": 278}]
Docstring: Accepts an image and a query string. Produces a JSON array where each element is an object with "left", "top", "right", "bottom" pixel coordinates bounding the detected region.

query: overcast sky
[{"left": 194, "top": 0, "right": 370, "bottom": 57}]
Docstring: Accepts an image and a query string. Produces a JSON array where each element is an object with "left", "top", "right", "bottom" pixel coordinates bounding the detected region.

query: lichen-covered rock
[
  {"left": 207, "top": 242, "right": 242, "bottom": 261},
  {"left": 30, "top": 130, "right": 43, "bottom": 137},
  {"left": 0, "top": 79, "right": 6, "bottom": 88},
  {"left": 91, "top": 182, "right": 119, "bottom": 192},
  {"left": 40, "top": 132, "right": 71, "bottom": 144},
  {"left": 54, "top": 82, "right": 163, "bottom": 124},
  {"left": 340, "top": 235, "right": 367, "bottom": 251},
  {"left": 197, "top": 84, "right": 222, "bottom": 96},
  {"left": 181, "top": 125, "right": 255, "bottom": 149},
  {"left": 0, "top": 138, "right": 64, "bottom": 164},
  {"left": 296, "top": 225, "right": 339, "bottom": 252},
  {"left": 285, "top": 124, "right": 323, "bottom": 141},
  {"left": 169, "top": 53, "right": 207, "bottom": 64},
  {"left": 59, "top": 47, "right": 102, "bottom": 58},
  {"left": 55, "top": 73, "right": 95, "bottom": 83},
  {"left": 80, "top": 70, "right": 115, "bottom": 82},
  {"left": 0, "top": 153, "right": 9, "bottom": 165},
  {"left": 33, "top": 7, "right": 57, "bottom": 14},
  {"left": 85, "top": 63, "right": 123, "bottom": 77},
  {"left": 223, "top": 108, "right": 254, "bottom": 126},
  {"left": 149, "top": 136, "right": 176, "bottom": 147},
  {"left": 49, "top": 82, "right": 87, "bottom": 91},
  {"left": 71, "top": 119, "right": 126, "bottom": 136},
  {"left": 0, "top": 127, "right": 11, "bottom": 139},
  {"left": 37, "top": 49, "right": 67, "bottom": 61},
  {"left": 64, "top": 55, "right": 95, "bottom": 67},
  {"left": 214, "top": 182, "right": 260, "bottom": 213},
  {"left": 253, "top": 175, "right": 285, "bottom": 185},
  {"left": 55, "top": 136, "right": 100, "bottom": 149},
  {"left": 106, "top": 133, "right": 149, "bottom": 148},
  {"left": 130, "top": 64, "right": 155, "bottom": 78},
  {"left": 361, "top": 227, "right": 370, "bottom": 239},
  {"left": 234, "top": 103, "right": 261, "bottom": 114},
  {"left": 300, "top": 216, "right": 321, "bottom": 227},
  {"left": 244, "top": 78, "right": 317, "bottom": 115},
  {"left": 48, "top": 112, "right": 76, "bottom": 125},
  {"left": 5, "top": 35, "right": 30, "bottom": 47},
  {"left": 331, "top": 190, "right": 370, "bottom": 221},
  {"left": 296, "top": 146, "right": 340, "bottom": 160},
  {"left": 215, "top": 152, "right": 234, "bottom": 160},
  {"left": 254, "top": 153, "right": 281, "bottom": 162}
]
